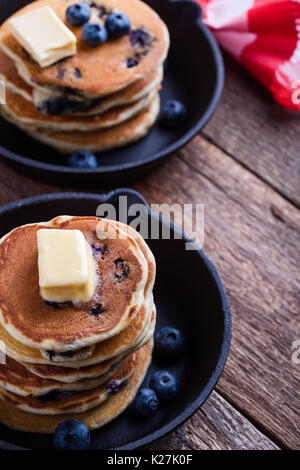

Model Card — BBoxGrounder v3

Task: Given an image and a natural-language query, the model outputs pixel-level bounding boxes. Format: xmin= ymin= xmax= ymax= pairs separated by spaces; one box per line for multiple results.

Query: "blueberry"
xmin=105 ymin=12 xmax=131 ymax=38
xmin=53 ymin=419 xmax=91 ymax=450
xmin=155 ymin=326 xmax=185 ymax=359
xmin=150 ymin=371 xmax=178 ymax=400
xmin=126 ymin=57 xmax=139 ymax=68
xmin=160 ymin=100 xmax=187 ymax=128
xmin=82 ymin=22 xmax=108 ymax=46
xmin=66 ymin=3 xmax=91 ymax=27
xmin=39 ymin=97 xmax=82 ymax=116
xmin=134 ymin=388 xmax=158 ymax=416
xmin=67 ymin=150 xmax=98 ymax=169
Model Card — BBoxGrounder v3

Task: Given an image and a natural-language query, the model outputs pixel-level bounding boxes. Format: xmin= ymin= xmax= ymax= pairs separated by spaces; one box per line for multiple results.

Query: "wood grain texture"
xmin=202 ymin=54 xmax=300 ymax=207
xmin=133 ymin=136 xmax=300 ymax=449
xmin=143 ymin=391 xmax=279 ymax=450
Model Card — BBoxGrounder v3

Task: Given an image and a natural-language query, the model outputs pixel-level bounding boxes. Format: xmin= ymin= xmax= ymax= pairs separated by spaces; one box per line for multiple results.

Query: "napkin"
xmin=196 ymin=0 xmax=300 ymax=111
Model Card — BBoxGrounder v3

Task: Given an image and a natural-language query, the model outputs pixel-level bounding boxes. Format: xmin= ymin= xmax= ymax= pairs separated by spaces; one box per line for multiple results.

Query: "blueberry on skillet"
xmin=53 ymin=419 xmax=91 ymax=450
xmin=150 ymin=370 xmax=178 ymax=400
xmin=160 ymin=100 xmax=187 ymax=128
xmin=66 ymin=3 xmax=92 ymax=27
xmin=67 ymin=150 xmax=98 ymax=169
xmin=82 ymin=22 xmax=108 ymax=46
xmin=134 ymin=388 xmax=158 ymax=416
xmin=155 ymin=326 xmax=185 ymax=359
xmin=105 ymin=12 xmax=131 ymax=38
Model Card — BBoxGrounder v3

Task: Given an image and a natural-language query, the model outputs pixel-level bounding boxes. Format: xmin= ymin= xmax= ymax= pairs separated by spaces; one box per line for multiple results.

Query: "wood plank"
xmin=201 ymin=54 xmax=300 ymax=207
xmin=0 ymin=161 xmax=57 ymax=204
xmin=132 ymin=135 xmax=300 ymax=449
xmin=143 ymin=391 xmax=279 ymax=450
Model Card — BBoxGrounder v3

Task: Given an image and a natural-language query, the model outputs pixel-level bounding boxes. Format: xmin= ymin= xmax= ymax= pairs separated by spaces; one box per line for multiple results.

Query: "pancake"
xmin=0 ymin=48 xmax=163 ymax=115
xmin=21 ymin=305 xmax=156 ymax=383
xmin=1 ymin=87 xmax=158 ymax=132
xmin=0 ymin=355 xmax=120 ymax=397
xmin=34 ymin=66 xmax=163 ymax=116
xmin=0 ymin=216 xmax=149 ymax=351
xmin=23 ymin=93 xmax=160 ymax=153
xmin=0 ymin=288 xmax=153 ymax=370
xmin=0 ymin=349 xmax=139 ymax=414
xmin=0 ymin=0 xmax=169 ymax=98
xmin=0 ymin=339 xmax=152 ymax=433
xmin=0 ymin=47 xmax=32 ymax=101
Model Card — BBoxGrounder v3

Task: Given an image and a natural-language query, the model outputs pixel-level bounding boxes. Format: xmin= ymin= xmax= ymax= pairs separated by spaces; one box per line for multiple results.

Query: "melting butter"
xmin=37 ymin=229 xmax=96 ymax=303
xmin=9 ymin=6 xmax=77 ymax=68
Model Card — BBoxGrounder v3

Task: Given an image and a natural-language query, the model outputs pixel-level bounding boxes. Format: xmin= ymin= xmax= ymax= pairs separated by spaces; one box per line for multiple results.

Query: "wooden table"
xmin=0 ymin=53 xmax=299 ymax=450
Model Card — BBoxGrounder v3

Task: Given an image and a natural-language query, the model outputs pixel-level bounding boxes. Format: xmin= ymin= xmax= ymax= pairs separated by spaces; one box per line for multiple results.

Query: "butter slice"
xmin=9 ymin=6 xmax=77 ymax=68
xmin=37 ymin=229 xmax=96 ymax=303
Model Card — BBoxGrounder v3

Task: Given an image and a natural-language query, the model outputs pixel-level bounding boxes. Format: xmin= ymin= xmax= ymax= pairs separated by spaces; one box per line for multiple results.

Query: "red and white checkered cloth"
xmin=196 ymin=0 xmax=300 ymax=111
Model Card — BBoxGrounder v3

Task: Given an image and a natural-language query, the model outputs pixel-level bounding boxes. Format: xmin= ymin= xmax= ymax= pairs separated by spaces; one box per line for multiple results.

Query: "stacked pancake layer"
xmin=0 ymin=0 xmax=170 ymax=153
xmin=0 ymin=216 xmax=156 ymax=433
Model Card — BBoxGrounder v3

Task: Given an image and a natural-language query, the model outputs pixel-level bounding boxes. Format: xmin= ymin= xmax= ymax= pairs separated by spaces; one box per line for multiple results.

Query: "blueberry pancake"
xmin=1 ymin=86 xmax=158 ymax=132
xmin=0 ymin=340 xmax=153 ymax=433
xmin=33 ymin=66 xmax=164 ymax=116
xmin=0 ymin=0 xmax=169 ymax=98
xmin=0 ymin=349 xmax=140 ymax=414
xmin=0 ymin=355 xmax=121 ymax=397
xmin=21 ymin=305 xmax=156 ymax=384
xmin=0 ymin=216 xmax=149 ymax=351
xmin=25 ymin=93 xmax=160 ymax=153
xmin=0 ymin=47 xmax=163 ymax=116
xmin=0 ymin=283 xmax=154 ymax=369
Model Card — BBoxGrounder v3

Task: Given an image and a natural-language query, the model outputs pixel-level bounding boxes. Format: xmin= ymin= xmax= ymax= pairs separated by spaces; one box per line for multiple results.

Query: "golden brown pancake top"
xmin=0 ymin=0 xmax=169 ymax=96
xmin=0 ymin=217 xmax=146 ymax=349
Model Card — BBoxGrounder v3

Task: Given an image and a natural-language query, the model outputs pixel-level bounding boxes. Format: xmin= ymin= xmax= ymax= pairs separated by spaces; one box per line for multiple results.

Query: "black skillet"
xmin=0 ymin=189 xmax=231 ymax=449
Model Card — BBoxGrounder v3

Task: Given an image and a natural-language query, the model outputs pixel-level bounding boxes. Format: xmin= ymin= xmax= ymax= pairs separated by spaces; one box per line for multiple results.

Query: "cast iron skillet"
xmin=0 ymin=0 xmax=223 ymax=186
xmin=0 ymin=189 xmax=231 ymax=450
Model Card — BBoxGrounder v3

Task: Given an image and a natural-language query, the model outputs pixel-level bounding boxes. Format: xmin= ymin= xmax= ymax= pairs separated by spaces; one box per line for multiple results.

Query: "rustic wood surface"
xmin=0 ymin=55 xmax=299 ymax=450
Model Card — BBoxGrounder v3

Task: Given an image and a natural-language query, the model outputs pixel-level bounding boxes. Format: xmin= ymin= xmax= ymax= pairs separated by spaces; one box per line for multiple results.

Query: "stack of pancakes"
xmin=0 ymin=216 xmax=156 ymax=433
xmin=0 ymin=0 xmax=169 ymax=153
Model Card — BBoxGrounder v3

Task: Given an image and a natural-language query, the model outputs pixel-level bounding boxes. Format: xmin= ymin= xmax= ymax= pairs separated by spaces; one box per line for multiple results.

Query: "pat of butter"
xmin=9 ymin=6 xmax=77 ymax=68
xmin=37 ymin=229 xmax=96 ymax=303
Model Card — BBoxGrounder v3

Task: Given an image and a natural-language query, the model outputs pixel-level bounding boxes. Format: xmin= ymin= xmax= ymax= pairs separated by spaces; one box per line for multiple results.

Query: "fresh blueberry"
xmin=160 ymin=100 xmax=187 ymax=128
xmin=66 ymin=3 xmax=91 ymax=27
xmin=105 ymin=12 xmax=131 ymax=38
xmin=67 ymin=150 xmax=98 ymax=169
xmin=53 ymin=419 xmax=91 ymax=450
xmin=82 ymin=22 xmax=108 ymax=46
xmin=155 ymin=326 xmax=185 ymax=359
xmin=150 ymin=370 xmax=178 ymax=400
xmin=134 ymin=388 xmax=158 ymax=416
